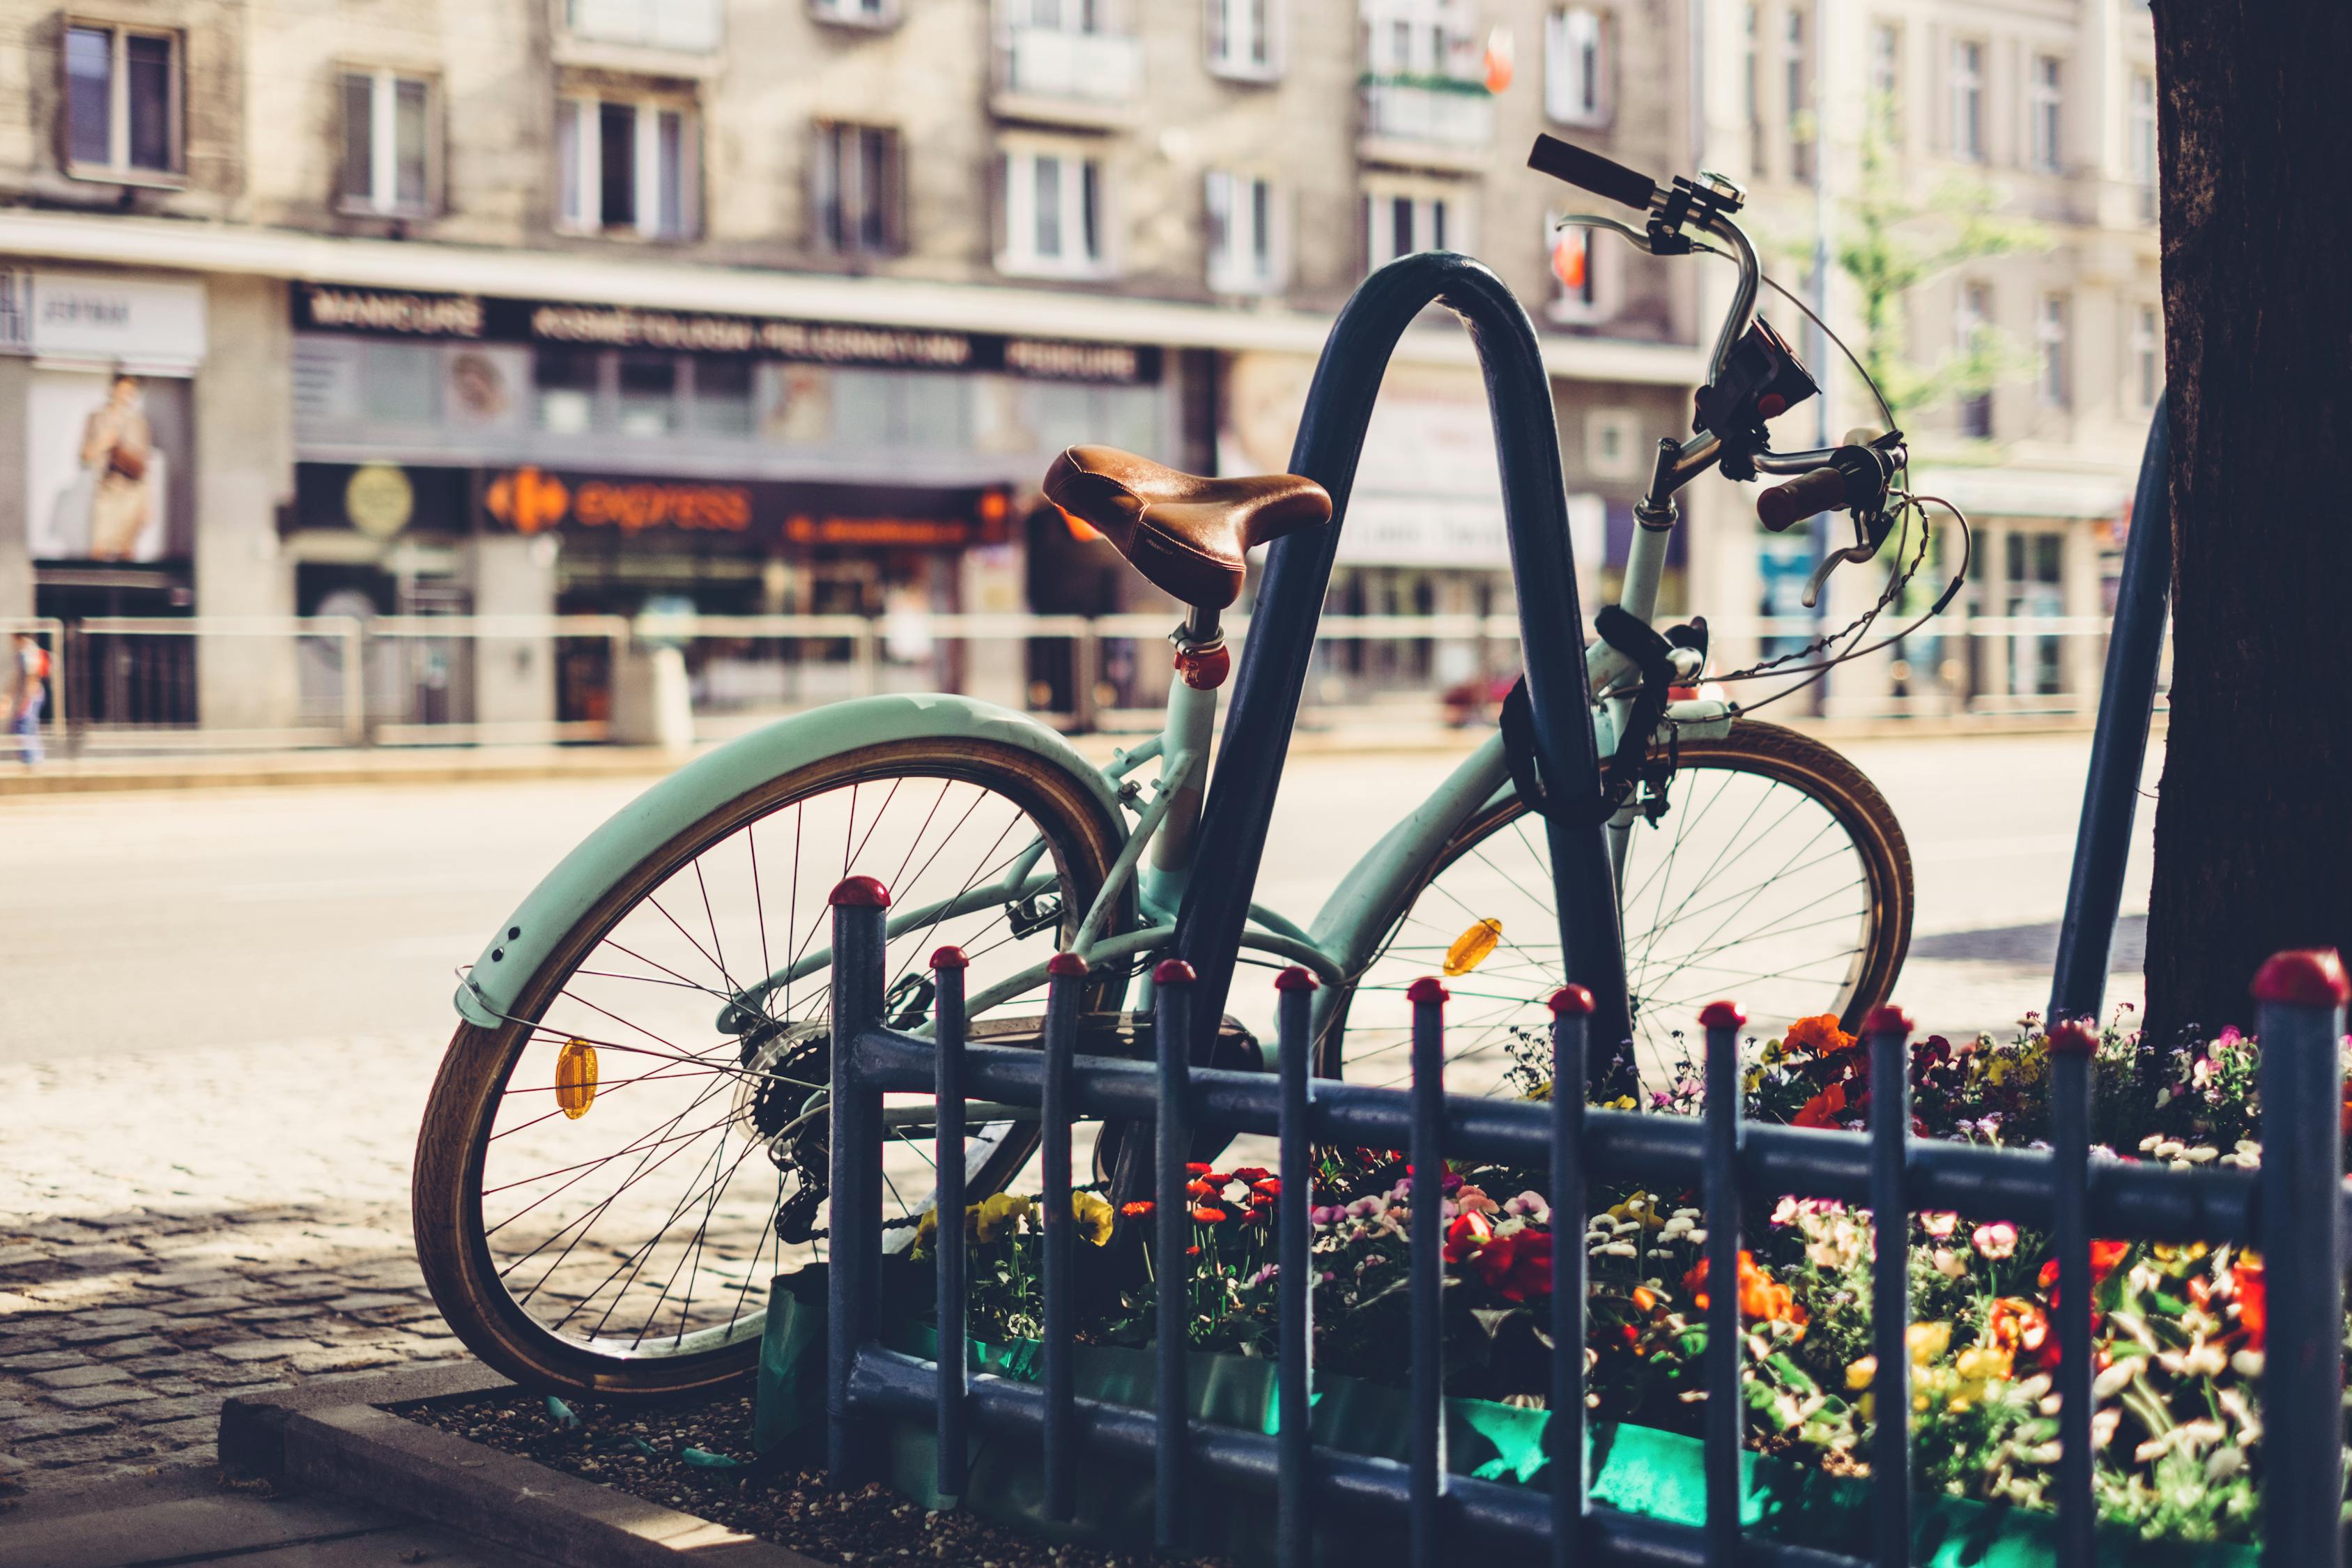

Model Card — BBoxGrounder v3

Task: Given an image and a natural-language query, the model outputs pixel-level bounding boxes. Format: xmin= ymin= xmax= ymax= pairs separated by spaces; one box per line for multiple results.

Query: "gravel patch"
xmin=401 ymin=1388 xmax=1233 ymax=1568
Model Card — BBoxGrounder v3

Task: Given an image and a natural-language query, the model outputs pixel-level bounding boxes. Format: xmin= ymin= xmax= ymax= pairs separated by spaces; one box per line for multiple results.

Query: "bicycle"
xmin=414 ymin=136 xmax=1944 ymax=1397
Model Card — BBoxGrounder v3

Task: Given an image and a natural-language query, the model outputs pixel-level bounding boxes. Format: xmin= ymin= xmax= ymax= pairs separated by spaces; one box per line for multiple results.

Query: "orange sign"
xmin=484 ymin=467 xmax=752 ymax=535
xmin=783 ymin=515 xmax=971 ymax=546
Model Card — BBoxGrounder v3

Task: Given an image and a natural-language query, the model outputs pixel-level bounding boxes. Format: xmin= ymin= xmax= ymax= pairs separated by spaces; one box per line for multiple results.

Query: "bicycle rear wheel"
xmin=412 ymin=737 xmax=1128 ymax=1397
xmin=1325 ymin=720 xmax=1912 ymax=1093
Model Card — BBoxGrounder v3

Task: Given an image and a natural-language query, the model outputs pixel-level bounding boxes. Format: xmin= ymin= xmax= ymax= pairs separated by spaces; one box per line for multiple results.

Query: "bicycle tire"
xmin=1319 ymin=719 xmax=1913 ymax=1091
xmin=413 ymin=736 xmax=1130 ymax=1397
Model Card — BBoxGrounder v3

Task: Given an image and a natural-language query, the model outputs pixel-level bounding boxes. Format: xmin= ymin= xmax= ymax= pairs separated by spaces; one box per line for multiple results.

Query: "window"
xmin=2130 ymin=72 xmax=2158 ymax=217
xmin=1585 ymin=409 xmax=1641 ymax=479
xmin=1544 ymin=8 xmax=1608 ymax=127
xmin=340 ymin=72 xmax=434 ymax=216
xmin=1027 ymin=0 xmax=1107 ymax=33
xmin=1955 ymin=282 xmax=1993 ymax=438
xmin=2029 ymin=56 xmax=2063 ymax=174
xmin=63 ymin=24 xmax=178 ymax=178
xmin=615 ymin=353 xmax=678 ymax=436
xmin=813 ymin=123 xmax=904 ymax=254
xmin=535 ymin=348 xmax=600 ymax=433
xmin=558 ymin=95 xmax=698 ymax=238
xmin=1865 ymin=22 xmax=1900 ymax=143
xmin=691 ymin=358 xmax=755 ymax=438
xmin=1785 ymin=7 xmax=1812 ymax=182
xmin=1950 ymin=40 xmax=1984 ymax=162
xmin=1206 ymin=170 xmax=1283 ymax=294
xmin=1362 ymin=187 xmax=1461 ymax=270
xmin=1546 ymin=218 xmax=1613 ymax=324
xmin=1743 ymin=5 xmax=1762 ymax=176
xmin=566 ymin=0 xmax=724 ymax=49
xmin=811 ymin=0 xmax=898 ymax=26
xmin=1206 ymin=0 xmax=1279 ymax=79
xmin=999 ymin=146 xmax=1107 ymax=277
xmin=2037 ymin=294 xmax=2068 ymax=408
xmin=2133 ymin=305 xmax=2160 ymax=409
xmin=1361 ymin=0 xmax=1473 ymax=77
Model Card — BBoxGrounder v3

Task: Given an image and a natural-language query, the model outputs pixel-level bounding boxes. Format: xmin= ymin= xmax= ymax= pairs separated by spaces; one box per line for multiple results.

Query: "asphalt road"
xmin=0 ymin=728 xmax=2155 ymax=1493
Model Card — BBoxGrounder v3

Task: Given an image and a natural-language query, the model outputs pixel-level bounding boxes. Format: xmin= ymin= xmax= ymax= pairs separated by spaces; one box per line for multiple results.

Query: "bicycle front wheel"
xmin=1326 ymin=720 xmax=1912 ymax=1093
xmin=413 ymin=737 xmax=1128 ymax=1397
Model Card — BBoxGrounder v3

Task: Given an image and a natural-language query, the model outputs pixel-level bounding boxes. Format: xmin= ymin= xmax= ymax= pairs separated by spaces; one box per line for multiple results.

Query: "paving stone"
xmin=0 ymin=1411 xmax=112 ymax=1441
xmin=227 ymin=1305 xmax=318 ymax=1325
xmin=211 ymin=1339 xmax=322 ymax=1363
xmin=0 ymin=1350 xmax=91 ymax=1373
xmin=141 ymin=1415 xmax=218 ymax=1447
xmin=177 ymin=1360 xmax=290 ymax=1388
xmin=125 ymin=1394 xmax=217 ymax=1424
xmin=0 ymin=1398 xmax=39 ymax=1420
xmin=20 ymin=1430 xmax=160 ymax=1468
xmin=141 ymin=1378 xmax=203 ymax=1396
xmin=45 ymin=1383 xmax=157 ymax=1410
xmin=0 ymin=1245 xmax=52 ymax=1268
xmin=133 ymin=1268 xmax=240 ymax=1291
xmin=286 ymin=1344 xmax=403 ymax=1374
xmin=91 ymin=1336 xmax=177 ymax=1360
xmin=152 ymin=1293 xmax=254 ymax=1317
xmin=323 ymin=1293 xmax=417 ymax=1313
xmin=28 ymin=1364 xmax=130 ymax=1390
xmin=53 ymin=1246 xmax=148 ymax=1273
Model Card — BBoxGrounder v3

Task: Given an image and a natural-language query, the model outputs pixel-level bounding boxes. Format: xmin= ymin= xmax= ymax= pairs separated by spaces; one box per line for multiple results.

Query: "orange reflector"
xmin=555 ymin=1038 xmax=599 ymax=1119
xmin=1443 ymin=918 xmax=1503 ymax=976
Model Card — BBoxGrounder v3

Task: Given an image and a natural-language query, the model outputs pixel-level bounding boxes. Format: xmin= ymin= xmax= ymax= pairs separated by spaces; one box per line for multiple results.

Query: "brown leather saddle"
xmin=1042 ymin=445 xmax=1332 ymax=609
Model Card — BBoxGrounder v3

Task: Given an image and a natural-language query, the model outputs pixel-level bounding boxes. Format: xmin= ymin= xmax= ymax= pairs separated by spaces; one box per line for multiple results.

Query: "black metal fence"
xmin=822 ymin=875 xmax=2346 ymax=1568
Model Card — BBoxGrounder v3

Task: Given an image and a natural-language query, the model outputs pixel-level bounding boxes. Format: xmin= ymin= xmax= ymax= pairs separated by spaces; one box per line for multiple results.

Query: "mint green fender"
xmin=452 ymin=694 xmax=1128 ymax=1030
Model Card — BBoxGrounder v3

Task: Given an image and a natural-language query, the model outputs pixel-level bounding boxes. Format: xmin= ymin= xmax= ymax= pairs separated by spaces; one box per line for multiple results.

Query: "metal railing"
xmin=823 ymin=878 xmax=2345 ymax=1568
xmin=6 ymin=608 xmax=2167 ymax=753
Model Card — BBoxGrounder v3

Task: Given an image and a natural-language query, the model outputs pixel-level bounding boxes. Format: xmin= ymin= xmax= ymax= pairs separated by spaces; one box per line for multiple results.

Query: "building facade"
xmin=0 ymin=0 xmax=2152 ymax=734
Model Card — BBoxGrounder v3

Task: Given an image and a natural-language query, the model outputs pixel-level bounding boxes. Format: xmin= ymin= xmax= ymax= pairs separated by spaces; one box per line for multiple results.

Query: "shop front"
xmin=283 ymin=284 xmax=1169 ymax=728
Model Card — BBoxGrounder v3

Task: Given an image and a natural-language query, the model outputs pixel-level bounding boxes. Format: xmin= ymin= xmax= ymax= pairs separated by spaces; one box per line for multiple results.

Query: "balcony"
xmin=559 ymin=0 xmax=722 ymax=72
xmin=992 ymin=26 xmax=1144 ymax=130
xmin=1358 ymin=75 xmax=1495 ymax=173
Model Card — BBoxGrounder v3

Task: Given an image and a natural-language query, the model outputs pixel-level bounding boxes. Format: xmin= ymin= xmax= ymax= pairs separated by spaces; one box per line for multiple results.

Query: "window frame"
xmin=2129 ymin=71 xmax=2158 ymax=216
xmin=339 ymin=68 xmax=440 ymax=219
xmin=997 ymin=141 xmax=1112 ymax=279
xmin=1206 ymin=0 xmax=1282 ymax=82
xmin=2029 ymin=54 xmax=2063 ymax=175
xmin=813 ymin=121 xmax=906 ymax=256
xmin=2132 ymin=303 xmax=2161 ymax=410
xmin=1361 ymin=181 xmax=1465 ymax=272
xmin=1205 ymin=168 xmax=1285 ymax=295
xmin=1544 ymin=6 xmax=1610 ymax=129
xmin=2036 ymin=293 xmax=2069 ymax=408
xmin=61 ymin=20 xmax=183 ymax=183
xmin=557 ymin=91 xmax=701 ymax=240
xmin=1949 ymin=38 xmax=1985 ymax=162
xmin=1868 ymin=21 xmax=1900 ymax=142
xmin=1955 ymin=279 xmax=1994 ymax=438
xmin=809 ymin=0 xmax=901 ymax=29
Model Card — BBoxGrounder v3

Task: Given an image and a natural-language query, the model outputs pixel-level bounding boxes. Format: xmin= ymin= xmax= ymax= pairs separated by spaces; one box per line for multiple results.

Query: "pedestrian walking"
xmin=12 ymin=629 xmax=49 ymax=766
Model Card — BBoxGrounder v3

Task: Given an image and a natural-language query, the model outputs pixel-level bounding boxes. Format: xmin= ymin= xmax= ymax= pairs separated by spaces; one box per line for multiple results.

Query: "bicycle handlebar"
xmin=1756 ymin=468 xmax=1849 ymax=532
xmin=1525 ymin=134 xmax=1659 ymax=213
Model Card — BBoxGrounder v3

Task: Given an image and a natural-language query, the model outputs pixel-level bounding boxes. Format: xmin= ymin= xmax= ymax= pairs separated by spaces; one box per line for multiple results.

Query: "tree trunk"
xmin=2143 ymin=2 xmax=2352 ymax=1040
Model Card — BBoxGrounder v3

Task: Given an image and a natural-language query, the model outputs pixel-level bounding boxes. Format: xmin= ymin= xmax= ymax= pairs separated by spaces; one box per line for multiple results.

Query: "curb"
xmin=218 ymin=1364 xmax=823 ymax=1568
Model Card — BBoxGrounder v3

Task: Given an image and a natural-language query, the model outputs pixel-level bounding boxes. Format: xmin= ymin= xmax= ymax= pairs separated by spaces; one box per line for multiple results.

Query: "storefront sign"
xmin=476 ymin=465 xmax=1004 ymax=548
xmin=344 ymin=463 xmax=416 ymax=539
xmin=29 ymin=272 xmax=207 ymax=372
xmin=291 ymin=284 xmax=1158 ymax=383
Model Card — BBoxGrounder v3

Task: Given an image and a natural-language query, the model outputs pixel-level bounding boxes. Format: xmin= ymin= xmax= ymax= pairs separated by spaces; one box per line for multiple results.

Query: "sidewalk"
xmin=4 ymin=1462 xmax=544 ymax=1568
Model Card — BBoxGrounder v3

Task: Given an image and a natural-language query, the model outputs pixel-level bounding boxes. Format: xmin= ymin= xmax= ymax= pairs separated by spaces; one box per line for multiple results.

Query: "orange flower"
xmin=1792 ymin=1081 xmax=1849 ymax=1128
xmin=1783 ymin=1015 xmax=1857 ymax=1057
xmin=1682 ymin=1251 xmax=1806 ymax=1335
xmin=1192 ymin=1204 xmax=1229 ymax=1224
xmin=1988 ymin=1297 xmax=2050 ymax=1358
xmin=2036 ymin=1240 xmax=2130 ymax=1293
xmin=1119 ymin=1200 xmax=1155 ymax=1219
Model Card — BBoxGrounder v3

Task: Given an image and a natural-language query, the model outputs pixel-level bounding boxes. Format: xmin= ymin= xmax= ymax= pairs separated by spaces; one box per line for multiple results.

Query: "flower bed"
xmin=796 ymin=1010 xmax=2332 ymax=1554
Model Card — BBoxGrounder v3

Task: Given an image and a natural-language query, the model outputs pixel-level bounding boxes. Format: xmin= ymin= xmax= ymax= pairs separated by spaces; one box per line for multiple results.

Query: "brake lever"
xmin=1799 ymin=510 xmax=1893 ymax=608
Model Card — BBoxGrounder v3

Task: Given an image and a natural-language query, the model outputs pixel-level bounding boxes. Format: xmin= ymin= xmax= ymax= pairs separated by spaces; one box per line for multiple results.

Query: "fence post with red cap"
xmin=2046 ymin=1015 xmax=2098 ymax=1568
xmin=1039 ymin=948 xmax=1087 ymax=1521
xmin=1153 ymin=957 xmax=1195 ymax=1552
xmin=1698 ymin=999 xmax=1745 ymax=1568
xmin=825 ymin=874 xmax=891 ymax=1487
xmin=1866 ymin=1004 xmax=1914 ymax=1568
xmin=1407 ymin=976 xmax=1450 ymax=1568
xmin=1548 ymin=985 xmax=1593 ymax=1568
xmin=1275 ymin=965 xmax=1320 ymax=1568
xmin=931 ymin=944 xmax=970 ymax=1505
xmin=2253 ymin=949 xmax=2349 ymax=1568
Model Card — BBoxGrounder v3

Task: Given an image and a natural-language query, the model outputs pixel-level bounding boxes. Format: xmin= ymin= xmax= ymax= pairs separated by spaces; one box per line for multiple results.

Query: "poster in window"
xmin=25 ymin=369 xmax=194 ymax=562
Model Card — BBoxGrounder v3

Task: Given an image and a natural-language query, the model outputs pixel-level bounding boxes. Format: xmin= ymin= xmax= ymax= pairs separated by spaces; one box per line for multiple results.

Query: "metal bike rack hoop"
xmin=1174 ymin=251 xmax=1632 ymax=1047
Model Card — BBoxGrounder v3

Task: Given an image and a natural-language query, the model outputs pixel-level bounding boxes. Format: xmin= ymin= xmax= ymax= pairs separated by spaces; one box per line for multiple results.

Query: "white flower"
xmin=1686 ymin=1229 xmax=1707 ymax=1246
xmin=2231 ymin=1349 xmax=2265 ymax=1379
xmin=1601 ymin=1242 xmax=1638 ymax=1257
xmin=2092 ymin=1362 xmax=2136 ymax=1399
xmin=2206 ymin=1445 xmax=2247 ymax=1482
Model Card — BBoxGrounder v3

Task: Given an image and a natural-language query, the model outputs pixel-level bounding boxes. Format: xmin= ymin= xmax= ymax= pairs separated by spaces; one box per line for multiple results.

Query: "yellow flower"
xmin=1845 ymin=1355 xmax=1878 ymax=1392
xmin=973 ymin=1192 xmax=1032 ymax=1243
xmin=1072 ymin=1191 xmax=1114 ymax=1247
xmin=1609 ymin=1095 xmax=1636 ymax=1110
xmin=1906 ymin=1321 xmax=1951 ymax=1365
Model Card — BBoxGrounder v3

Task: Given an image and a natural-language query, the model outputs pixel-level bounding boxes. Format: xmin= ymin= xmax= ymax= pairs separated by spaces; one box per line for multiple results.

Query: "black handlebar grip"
xmin=1757 ymin=467 xmax=1852 ymax=532
xmin=1526 ymin=134 xmax=1659 ymax=213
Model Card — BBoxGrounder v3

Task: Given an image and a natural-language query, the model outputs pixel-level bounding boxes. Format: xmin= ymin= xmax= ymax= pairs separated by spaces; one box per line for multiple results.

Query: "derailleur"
xmin=735 ymin=1017 xmax=833 ymax=1244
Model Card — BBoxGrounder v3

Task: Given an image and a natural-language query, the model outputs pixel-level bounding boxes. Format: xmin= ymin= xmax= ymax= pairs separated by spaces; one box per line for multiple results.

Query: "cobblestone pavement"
xmin=0 ymin=737 xmax=2147 ymax=1501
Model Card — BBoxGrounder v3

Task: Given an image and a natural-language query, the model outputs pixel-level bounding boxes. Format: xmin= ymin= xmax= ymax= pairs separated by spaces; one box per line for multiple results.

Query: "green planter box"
xmin=759 ymin=1271 xmax=2254 ymax=1568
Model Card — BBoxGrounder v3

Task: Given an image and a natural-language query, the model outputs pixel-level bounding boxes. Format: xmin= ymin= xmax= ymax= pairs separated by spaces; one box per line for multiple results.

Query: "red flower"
xmin=1231 ymin=1167 xmax=1273 ymax=1183
xmin=1250 ymin=1178 xmax=1281 ymax=1198
xmin=1783 ymin=1015 xmax=1857 ymax=1058
xmin=2036 ymin=1240 xmax=2130 ymax=1294
xmin=1185 ymin=1178 xmax=1215 ymax=1199
xmin=1119 ymin=1200 xmax=1155 ymax=1219
xmin=1444 ymin=1210 xmax=1494 ymax=1263
xmin=1192 ymin=1204 xmax=1229 ymax=1224
xmin=1472 ymin=1229 xmax=1555 ymax=1302
xmin=1184 ymin=1162 xmax=1213 ymax=1176
xmin=2234 ymin=1259 xmax=2266 ymax=1350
